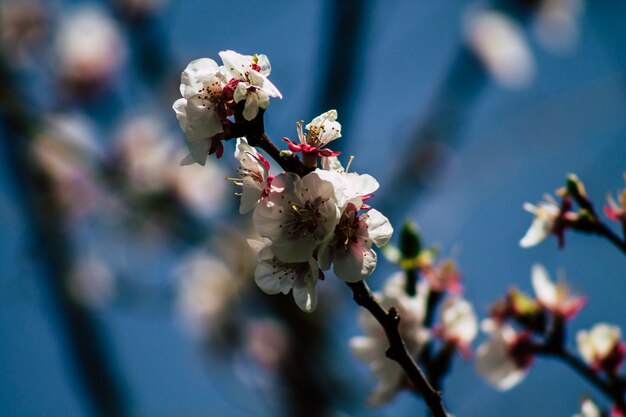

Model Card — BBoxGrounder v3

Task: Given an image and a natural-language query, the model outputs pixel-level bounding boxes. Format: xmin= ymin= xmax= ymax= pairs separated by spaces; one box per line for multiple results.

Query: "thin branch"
xmin=593 ymin=222 xmax=626 ymax=255
xmin=536 ymin=346 xmax=626 ymax=413
xmin=347 ymin=281 xmax=448 ymax=417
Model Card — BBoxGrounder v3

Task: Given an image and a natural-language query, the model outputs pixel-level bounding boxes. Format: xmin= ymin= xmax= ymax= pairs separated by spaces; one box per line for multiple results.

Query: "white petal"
xmin=349 ymin=336 xmax=383 ymax=362
xmin=364 ymin=209 xmax=393 ymax=248
xmin=292 ymin=278 xmax=317 ymax=312
xmin=476 ymin=330 xmax=526 ymax=390
xmin=219 ymin=50 xmax=250 ymax=80
xmin=179 ymin=153 xmax=195 ymax=166
xmin=180 ymin=58 xmax=220 ymax=97
xmin=531 ymin=263 xmax=557 ymax=306
xmin=256 ymin=54 xmax=271 ymax=75
xmin=234 ymin=82 xmax=247 ymax=103
xmin=260 ymin=76 xmax=282 ymax=99
xmin=254 ymin=261 xmax=282 ymax=295
xmin=519 ymin=217 xmax=551 ymax=248
xmin=186 ymin=96 xmax=223 ymax=139
xmin=243 ymin=93 xmax=260 ymax=121
xmin=334 ymin=245 xmax=377 ymax=282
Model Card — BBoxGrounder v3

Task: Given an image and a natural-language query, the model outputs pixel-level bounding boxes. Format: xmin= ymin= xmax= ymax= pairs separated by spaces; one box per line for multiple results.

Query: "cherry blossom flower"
xmin=252 ymin=170 xmax=341 ymax=263
xmin=233 ymin=138 xmax=272 ymax=214
xmin=244 ymin=319 xmax=288 ymax=372
xmin=219 ymin=50 xmax=282 ymax=121
xmin=173 ymin=58 xmax=228 ymax=165
xmin=318 ymin=203 xmax=392 ymax=282
xmin=350 ymin=273 xmax=430 ymax=405
xmin=423 ymin=259 xmax=463 ymax=294
xmin=533 ymin=0 xmax=584 ymax=55
xmin=283 ymin=110 xmax=342 ymax=166
xmin=476 ymin=320 xmax=533 ymax=390
xmin=520 ymin=193 xmax=571 ymax=247
xmin=54 ymin=6 xmax=126 ymax=95
xmin=577 ymin=323 xmax=625 ymax=372
xmin=531 ymin=263 xmax=586 ymax=319
xmin=573 ymin=397 xmax=602 ymax=417
xmin=115 ymin=116 xmax=178 ymax=194
xmin=464 ymin=10 xmax=534 ymax=88
xmin=68 ymin=258 xmax=115 ymax=309
xmin=439 ymin=297 xmax=478 ymax=355
xmin=248 ymin=239 xmax=319 ymax=312
xmin=176 ymin=251 xmax=239 ymax=339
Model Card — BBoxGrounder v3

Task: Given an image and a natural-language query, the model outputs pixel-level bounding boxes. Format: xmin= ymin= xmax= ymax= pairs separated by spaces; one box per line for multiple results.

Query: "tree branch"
xmin=346 ymin=281 xmax=448 ymax=417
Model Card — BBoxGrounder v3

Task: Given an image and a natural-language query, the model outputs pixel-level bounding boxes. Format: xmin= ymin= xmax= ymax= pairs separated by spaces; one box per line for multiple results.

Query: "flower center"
xmin=285 ymin=200 xmax=326 ymax=239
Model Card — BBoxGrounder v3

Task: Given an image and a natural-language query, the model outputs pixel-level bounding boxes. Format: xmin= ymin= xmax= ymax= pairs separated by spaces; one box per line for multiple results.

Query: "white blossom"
xmin=573 ymin=397 xmax=602 ymax=417
xmin=520 ymin=194 xmax=560 ymax=248
xmin=577 ymin=323 xmax=623 ymax=369
xmin=464 ymin=10 xmax=534 ymax=88
xmin=173 ymin=58 xmax=228 ymax=165
xmin=54 ymin=6 xmax=125 ymax=86
xmin=253 ymin=170 xmax=341 ymax=263
xmin=233 ymin=137 xmax=271 ymax=214
xmin=440 ymin=297 xmax=478 ymax=348
xmin=531 ymin=263 xmax=586 ymax=318
xmin=350 ymin=273 xmax=430 ymax=406
xmin=284 ymin=110 xmax=342 ymax=157
xmin=318 ymin=204 xmax=392 ymax=282
xmin=220 ymin=50 xmax=282 ymax=121
xmin=476 ymin=321 xmax=530 ymax=390
xmin=176 ymin=252 xmax=239 ymax=338
xmin=249 ymin=239 xmax=319 ymax=312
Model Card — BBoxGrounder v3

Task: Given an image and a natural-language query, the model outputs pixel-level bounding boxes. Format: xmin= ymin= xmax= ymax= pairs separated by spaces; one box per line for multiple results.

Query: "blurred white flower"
xmin=440 ymin=297 xmax=478 ymax=351
xmin=173 ymin=155 xmax=228 ymax=218
xmin=68 ymin=258 xmax=115 ymax=309
xmin=424 ymin=259 xmax=463 ymax=294
xmin=54 ymin=6 xmax=126 ymax=89
xmin=577 ymin=323 xmax=624 ymax=372
xmin=520 ymin=194 xmax=561 ymax=248
xmin=249 ymin=238 xmax=319 ymax=313
xmin=573 ymin=397 xmax=601 ymax=417
xmin=115 ymin=117 xmax=178 ymax=193
xmin=350 ymin=273 xmax=430 ymax=406
xmin=253 ymin=171 xmax=341 ymax=263
xmin=220 ymin=50 xmax=282 ymax=121
xmin=533 ymin=0 xmax=584 ymax=54
xmin=0 ymin=0 xmax=46 ymax=67
xmin=176 ymin=251 xmax=238 ymax=338
xmin=464 ymin=10 xmax=534 ymax=88
xmin=476 ymin=320 xmax=532 ymax=390
xmin=531 ymin=263 xmax=586 ymax=319
xmin=244 ymin=319 xmax=288 ymax=372
xmin=31 ymin=113 xmax=101 ymax=215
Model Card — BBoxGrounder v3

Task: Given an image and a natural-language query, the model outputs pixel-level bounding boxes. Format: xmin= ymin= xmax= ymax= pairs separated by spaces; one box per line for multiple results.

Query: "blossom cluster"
xmin=476 ymin=264 xmax=624 ymax=392
xmin=351 ymin=224 xmax=478 ymax=405
xmin=173 ymin=51 xmax=393 ymax=313
xmin=520 ymin=173 xmax=626 ymax=250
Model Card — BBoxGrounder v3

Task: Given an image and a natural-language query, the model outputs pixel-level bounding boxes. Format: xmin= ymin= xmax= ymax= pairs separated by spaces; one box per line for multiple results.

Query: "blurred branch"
xmin=535 ymin=345 xmax=626 ymax=413
xmin=0 ymin=58 xmax=130 ymax=417
xmin=377 ymin=0 xmax=540 ymax=224
xmin=311 ymin=0 xmax=371 ymax=154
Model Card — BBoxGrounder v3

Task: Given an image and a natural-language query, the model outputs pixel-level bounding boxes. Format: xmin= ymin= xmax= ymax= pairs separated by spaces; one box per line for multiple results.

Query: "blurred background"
xmin=1 ymin=0 xmax=625 ymax=416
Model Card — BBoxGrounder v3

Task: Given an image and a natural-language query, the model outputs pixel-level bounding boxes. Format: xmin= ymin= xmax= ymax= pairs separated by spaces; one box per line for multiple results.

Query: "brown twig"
xmin=347 ymin=281 xmax=448 ymax=417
